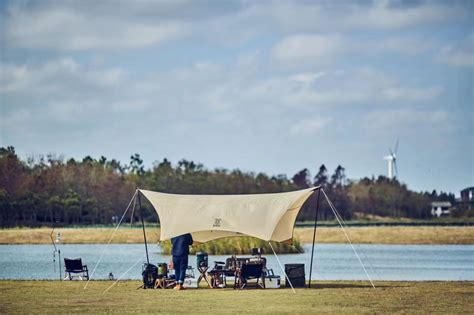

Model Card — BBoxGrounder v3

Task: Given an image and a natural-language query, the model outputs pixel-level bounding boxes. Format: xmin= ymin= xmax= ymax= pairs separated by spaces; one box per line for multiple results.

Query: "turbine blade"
xmin=394 ymin=161 xmax=399 ymax=178
xmin=394 ymin=139 xmax=399 ymax=154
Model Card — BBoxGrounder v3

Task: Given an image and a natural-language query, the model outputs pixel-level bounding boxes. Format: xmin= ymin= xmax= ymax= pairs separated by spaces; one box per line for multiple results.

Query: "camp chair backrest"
xmin=255 ymin=257 xmax=266 ymax=267
xmin=225 ymin=257 xmax=239 ymax=270
xmin=64 ymin=258 xmax=84 ymax=272
xmin=225 ymin=257 xmax=267 ymax=270
xmin=240 ymin=263 xmax=264 ymax=279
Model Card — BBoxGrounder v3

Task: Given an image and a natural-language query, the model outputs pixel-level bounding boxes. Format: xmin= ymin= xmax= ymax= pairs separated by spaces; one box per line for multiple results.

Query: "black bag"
xmin=142 ymin=263 xmax=158 ymax=289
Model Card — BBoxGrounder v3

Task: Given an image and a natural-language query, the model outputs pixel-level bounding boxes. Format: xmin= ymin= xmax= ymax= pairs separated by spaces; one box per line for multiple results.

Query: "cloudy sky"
xmin=1 ymin=0 xmax=473 ymax=194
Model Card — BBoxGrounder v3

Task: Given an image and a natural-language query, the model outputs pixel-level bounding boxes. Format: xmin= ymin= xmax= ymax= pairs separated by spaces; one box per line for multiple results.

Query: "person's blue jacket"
xmin=171 ymin=233 xmax=193 ymax=256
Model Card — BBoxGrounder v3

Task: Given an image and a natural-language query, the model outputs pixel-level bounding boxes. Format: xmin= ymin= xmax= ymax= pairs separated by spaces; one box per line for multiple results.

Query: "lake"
xmin=0 ymin=244 xmax=472 ymax=281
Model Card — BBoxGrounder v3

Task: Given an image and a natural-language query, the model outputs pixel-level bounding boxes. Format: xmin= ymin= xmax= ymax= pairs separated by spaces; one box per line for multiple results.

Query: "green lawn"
xmin=0 ymin=281 xmax=472 ymax=314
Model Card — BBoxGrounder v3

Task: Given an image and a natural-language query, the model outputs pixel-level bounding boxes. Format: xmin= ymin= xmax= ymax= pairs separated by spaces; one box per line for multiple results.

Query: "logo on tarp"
xmin=213 ymin=218 xmax=221 ymax=227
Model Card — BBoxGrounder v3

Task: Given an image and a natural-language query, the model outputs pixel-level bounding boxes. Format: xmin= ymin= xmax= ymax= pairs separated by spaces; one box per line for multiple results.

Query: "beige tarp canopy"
xmin=139 ymin=187 xmax=319 ymax=244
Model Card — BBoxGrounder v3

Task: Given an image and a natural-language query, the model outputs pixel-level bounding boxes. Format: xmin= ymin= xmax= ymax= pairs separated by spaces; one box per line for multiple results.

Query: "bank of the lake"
xmin=0 ymin=280 xmax=472 ymax=314
xmin=1 ymin=226 xmax=473 ymax=245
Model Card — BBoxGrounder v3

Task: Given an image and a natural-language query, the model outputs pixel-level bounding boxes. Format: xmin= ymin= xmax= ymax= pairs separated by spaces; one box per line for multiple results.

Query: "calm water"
xmin=0 ymin=244 xmax=472 ymax=281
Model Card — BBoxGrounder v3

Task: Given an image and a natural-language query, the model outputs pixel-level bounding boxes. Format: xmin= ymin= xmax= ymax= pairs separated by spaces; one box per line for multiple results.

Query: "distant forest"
xmin=0 ymin=146 xmax=459 ymax=227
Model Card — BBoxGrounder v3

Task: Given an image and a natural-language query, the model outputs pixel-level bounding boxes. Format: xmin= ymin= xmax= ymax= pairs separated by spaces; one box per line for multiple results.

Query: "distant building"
xmin=460 ymin=187 xmax=474 ymax=210
xmin=431 ymin=201 xmax=452 ymax=217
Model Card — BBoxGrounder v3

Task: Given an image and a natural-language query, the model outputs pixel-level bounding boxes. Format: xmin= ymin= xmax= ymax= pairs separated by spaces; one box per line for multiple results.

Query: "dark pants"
xmin=173 ymin=255 xmax=188 ymax=284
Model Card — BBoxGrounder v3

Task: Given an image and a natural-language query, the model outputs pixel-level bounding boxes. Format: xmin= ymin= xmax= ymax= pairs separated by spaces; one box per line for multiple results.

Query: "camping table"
xmin=197 ymin=266 xmax=212 ymax=288
xmin=154 ymin=277 xmax=175 ymax=289
xmin=208 ymin=269 xmax=226 ymax=288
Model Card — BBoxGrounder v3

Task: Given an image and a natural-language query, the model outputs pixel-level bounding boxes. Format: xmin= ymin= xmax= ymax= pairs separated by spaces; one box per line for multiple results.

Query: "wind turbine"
xmin=383 ymin=139 xmax=399 ymax=180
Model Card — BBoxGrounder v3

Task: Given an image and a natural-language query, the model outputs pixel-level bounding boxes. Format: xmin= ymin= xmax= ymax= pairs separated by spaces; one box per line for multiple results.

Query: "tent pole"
xmin=138 ymin=190 xmax=150 ymax=265
xmin=129 ymin=194 xmax=137 ymax=227
xmin=308 ymin=187 xmax=321 ymax=288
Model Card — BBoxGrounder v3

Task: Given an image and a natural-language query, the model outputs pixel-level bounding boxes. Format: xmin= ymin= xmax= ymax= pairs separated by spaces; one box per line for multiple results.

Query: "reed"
xmin=160 ymin=236 xmax=304 ymax=255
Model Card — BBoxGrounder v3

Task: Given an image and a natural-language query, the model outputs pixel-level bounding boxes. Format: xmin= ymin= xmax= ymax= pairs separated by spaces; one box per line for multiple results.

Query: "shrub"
xmin=160 ymin=236 xmax=303 ymax=255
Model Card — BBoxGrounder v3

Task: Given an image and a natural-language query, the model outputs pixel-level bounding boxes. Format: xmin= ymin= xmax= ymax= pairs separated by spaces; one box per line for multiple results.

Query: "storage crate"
xmin=182 ymin=277 xmax=198 ymax=288
xmin=265 ymin=275 xmax=281 ymax=289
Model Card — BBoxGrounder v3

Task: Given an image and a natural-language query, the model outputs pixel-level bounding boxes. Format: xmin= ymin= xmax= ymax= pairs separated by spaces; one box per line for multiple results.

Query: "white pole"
xmin=84 ymin=190 xmax=138 ymax=289
xmin=321 ymin=189 xmax=376 ymax=289
xmin=388 ymin=159 xmax=393 ymax=179
xmin=268 ymin=242 xmax=296 ymax=294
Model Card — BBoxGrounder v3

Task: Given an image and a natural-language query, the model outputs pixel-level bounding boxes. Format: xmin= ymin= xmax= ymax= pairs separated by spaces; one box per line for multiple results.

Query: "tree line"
xmin=0 ymin=146 xmax=459 ymax=227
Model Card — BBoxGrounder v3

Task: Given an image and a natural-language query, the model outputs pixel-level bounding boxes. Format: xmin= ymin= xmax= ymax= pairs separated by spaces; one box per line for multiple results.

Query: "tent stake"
xmin=308 ymin=187 xmax=321 ymax=288
xmin=138 ymin=190 xmax=150 ymax=265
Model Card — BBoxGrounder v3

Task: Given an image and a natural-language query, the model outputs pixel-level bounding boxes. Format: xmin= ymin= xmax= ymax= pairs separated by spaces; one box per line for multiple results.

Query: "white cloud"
xmin=343 ymin=1 xmax=458 ymax=30
xmin=0 ymin=108 xmax=34 ymax=134
xmin=0 ymin=58 xmax=125 ymax=97
xmin=5 ymin=5 xmax=185 ymax=50
xmin=290 ymin=117 xmax=332 ymax=135
xmin=2 ymin=0 xmax=468 ymax=53
xmin=381 ymin=86 xmax=442 ymax=102
xmin=1 ymin=56 xmax=444 ymax=141
xmin=0 ymin=64 xmax=30 ymax=93
xmin=364 ymin=36 xmax=434 ymax=56
xmin=365 ymin=108 xmax=456 ymax=133
xmin=238 ymin=68 xmax=441 ymax=109
xmin=435 ymin=34 xmax=474 ymax=67
xmin=271 ymin=33 xmax=439 ymax=69
xmin=272 ymin=34 xmax=341 ymax=65
xmin=221 ymin=1 xmax=466 ymax=42
xmin=289 ymin=72 xmax=326 ymax=84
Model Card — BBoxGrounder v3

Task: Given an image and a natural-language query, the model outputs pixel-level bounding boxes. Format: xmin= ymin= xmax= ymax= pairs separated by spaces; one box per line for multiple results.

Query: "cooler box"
xmin=182 ymin=277 xmax=198 ymax=288
xmin=265 ymin=275 xmax=280 ymax=289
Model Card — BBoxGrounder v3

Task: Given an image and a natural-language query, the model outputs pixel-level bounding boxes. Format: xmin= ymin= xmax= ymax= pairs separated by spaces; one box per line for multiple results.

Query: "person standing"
xmin=171 ymin=233 xmax=193 ymax=290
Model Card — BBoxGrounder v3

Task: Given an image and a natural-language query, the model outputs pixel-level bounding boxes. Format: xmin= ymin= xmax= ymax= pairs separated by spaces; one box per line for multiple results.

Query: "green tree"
xmin=292 ymin=169 xmax=310 ymax=189
xmin=129 ymin=154 xmax=145 ymax=176
xmin=313 ymin=164 xmax=328 ymax=188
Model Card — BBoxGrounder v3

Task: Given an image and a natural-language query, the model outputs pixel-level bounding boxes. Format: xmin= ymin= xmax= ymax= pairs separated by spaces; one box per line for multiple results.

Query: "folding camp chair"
xmin=234 ymin=263 xmax=265 ymax=289
xmin=64 ymin=258 xmax=89 ymax=280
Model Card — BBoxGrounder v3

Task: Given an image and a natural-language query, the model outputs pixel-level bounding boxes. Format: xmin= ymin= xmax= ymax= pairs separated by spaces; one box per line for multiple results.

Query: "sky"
xmin=0 ymin=0 xmax=473 ymax=195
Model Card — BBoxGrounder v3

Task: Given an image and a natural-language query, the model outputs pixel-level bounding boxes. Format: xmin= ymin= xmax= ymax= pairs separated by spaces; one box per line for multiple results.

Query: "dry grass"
xmin=0 ymin=280 xmax=472 ymax=314
xmin=0 ymin=227 xmax=161 ymax=244
xmin=295 ymin=226 xmax=474 ymax=244
xmin=0 ymin=226 xmax=473 ymax=245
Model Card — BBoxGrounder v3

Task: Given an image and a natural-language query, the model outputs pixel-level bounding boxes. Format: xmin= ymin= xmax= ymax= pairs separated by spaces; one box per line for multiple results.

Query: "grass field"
xmin=296 ymin=226 xmax=474 ymax=244
xmin=1 ymin=226 xmax=473 ymax=245
xmin=0 ymin=280 xmax=472 ymax=314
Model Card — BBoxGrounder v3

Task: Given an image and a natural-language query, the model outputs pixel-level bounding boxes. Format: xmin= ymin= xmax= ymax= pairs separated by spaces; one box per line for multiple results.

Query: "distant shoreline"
xmin=1 ymin=226 xmax=473 ymax=245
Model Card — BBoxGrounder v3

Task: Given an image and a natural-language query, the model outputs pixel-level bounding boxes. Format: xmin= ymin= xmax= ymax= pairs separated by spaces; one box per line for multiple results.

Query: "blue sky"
xmin=0 ymin=0 xmax=473 ymax=195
